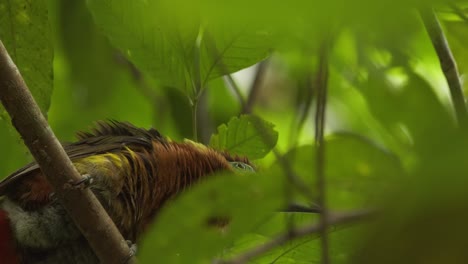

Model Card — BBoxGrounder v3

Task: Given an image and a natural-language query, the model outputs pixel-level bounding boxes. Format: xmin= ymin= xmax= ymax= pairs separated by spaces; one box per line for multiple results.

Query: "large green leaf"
xmin=0 ymin=0 xmax=53 ymax=113
xmin=86 ymin=0 xmax=271 ymax=95
xmin=139 ymin=169 xmax=283 ymax=264
xmin=47 ymin=0 xmax=154 ymax=140
xmin=352 ymin=132 xmax=468 ymax=264
xmin=224 ymin=224 xmax=365 ymax=264
xmin=140 ymin=133 xmax=391 ymax=263
xmin=0 ymin=0 xmax=52 ymax=177
xmin=283 ymin=133 xmax=403 ymax=209
xmin=210 ymin=115 xmax=278 ymax=160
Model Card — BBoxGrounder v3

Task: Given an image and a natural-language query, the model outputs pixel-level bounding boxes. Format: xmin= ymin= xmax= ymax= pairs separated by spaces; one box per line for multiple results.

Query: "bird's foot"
xmin=63 ymin=174 xmax=94 ymax=190
xmin=48 ymin=192 xmax=57 ymax=202
xmin=124 ymin=240 xmax=137 ymax=263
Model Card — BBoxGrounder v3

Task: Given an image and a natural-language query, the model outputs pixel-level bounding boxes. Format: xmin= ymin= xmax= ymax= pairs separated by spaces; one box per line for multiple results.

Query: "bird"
xmin=0 ymin=120 xmax=254 ymax=264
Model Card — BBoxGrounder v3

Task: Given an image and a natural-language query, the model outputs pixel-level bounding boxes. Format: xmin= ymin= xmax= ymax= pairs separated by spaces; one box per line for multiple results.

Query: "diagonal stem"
xmin=217 ymin=210 xmax=372 ymax=264
xmin=420 ymin=7 xmax=468 ymax=129
xmin=315 ymin=37 xmax=331 ymax=264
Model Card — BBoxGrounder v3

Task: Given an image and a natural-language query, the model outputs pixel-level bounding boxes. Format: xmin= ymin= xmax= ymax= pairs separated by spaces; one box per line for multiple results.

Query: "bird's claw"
xmin=63 ymin=174 xmax=94 ymax=190
xmin=124 ymin=240 xmax=137 ymax=263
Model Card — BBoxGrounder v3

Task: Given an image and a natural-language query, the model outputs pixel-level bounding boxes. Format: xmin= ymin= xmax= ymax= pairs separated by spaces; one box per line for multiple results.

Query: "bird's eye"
xmin=230 ymin=162 xmax=255 ymax=172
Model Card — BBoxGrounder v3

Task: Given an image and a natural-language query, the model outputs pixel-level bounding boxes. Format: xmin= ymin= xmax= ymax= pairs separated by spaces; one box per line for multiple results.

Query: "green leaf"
xmin=86 ymin=0 xmax=271 ymax=95
xmin=139 ymin=169 xmax=283 ymax=264
xmin=352 ymin=134 xmax=468 ymax=264
xmin=47 ymin=0 xmax=154 ymax=140
xmin=210 ymin=115 xmax=278 ymax=159
xmin=0 ymin=0 xmax=53 ymax=113
xmin=86 ymin=0 xmax=194 ymax=92
xmin=0 ymin=0 xmax=52 ymax=177
xmin=0 ymin=120 xmax=30 ymax=178
xmin=283 ymin=133 xmax=403 ymax=209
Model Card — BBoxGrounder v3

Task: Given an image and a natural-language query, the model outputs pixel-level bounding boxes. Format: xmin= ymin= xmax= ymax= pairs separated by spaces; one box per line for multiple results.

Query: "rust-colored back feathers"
xmin=0 ymin=120 xmax=251 ymax=243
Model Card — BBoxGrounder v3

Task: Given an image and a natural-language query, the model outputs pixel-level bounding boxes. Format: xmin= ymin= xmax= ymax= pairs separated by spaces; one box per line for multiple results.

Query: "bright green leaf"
xmin=210 ymin=115 xmax=278 ymax=159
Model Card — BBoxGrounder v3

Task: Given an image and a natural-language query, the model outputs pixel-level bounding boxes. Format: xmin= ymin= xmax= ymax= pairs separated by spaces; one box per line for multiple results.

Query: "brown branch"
xmin=420 ymin=7 xmax=468 ymax=129
xmin=0 ymin=40 xmax=135 ymax=263
xmin=217 ymin=210 xmax=372 ymax=264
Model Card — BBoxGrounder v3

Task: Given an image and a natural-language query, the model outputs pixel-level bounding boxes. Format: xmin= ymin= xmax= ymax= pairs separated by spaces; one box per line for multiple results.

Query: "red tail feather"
xmin=0 ymin=210 xmax=19 ymax=264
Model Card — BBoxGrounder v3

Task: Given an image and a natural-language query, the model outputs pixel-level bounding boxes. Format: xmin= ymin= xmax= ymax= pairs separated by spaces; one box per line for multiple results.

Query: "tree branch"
xmin=420 ymin=7 xmax=468 ymax=129
xmin=0 ymin=40 xmax=135 ymax=263
xmin=217 ymin=210 xmax=372 ymax=264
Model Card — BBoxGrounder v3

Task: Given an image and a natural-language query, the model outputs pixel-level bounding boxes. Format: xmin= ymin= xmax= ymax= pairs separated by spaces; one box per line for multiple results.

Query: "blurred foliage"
xmin=2 ymin=0 xmax=468 ymax=263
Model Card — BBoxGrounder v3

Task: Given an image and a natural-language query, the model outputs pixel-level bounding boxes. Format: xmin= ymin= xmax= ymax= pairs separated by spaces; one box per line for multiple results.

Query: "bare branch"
xmin=217 ymin=210 xmax=373 ymax=264
xmin=224 ymin=74 xmax=247 ymax=110
xmin=420 ymin=7 xmax=468 ymax=129
xmin=0 ymin=40 xmax=135 ymax=264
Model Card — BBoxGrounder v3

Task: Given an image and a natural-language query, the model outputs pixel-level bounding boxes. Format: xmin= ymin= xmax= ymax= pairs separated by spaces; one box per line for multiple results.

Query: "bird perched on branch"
xmin=0 ymin=120 xmax=254 ymax=264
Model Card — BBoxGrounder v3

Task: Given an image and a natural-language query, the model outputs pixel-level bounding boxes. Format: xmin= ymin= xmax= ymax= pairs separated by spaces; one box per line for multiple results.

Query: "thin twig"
xmin=191 ymin=27 xmax=205 ymax=141
xmin=243 ymin=60 xmax=268 ymax=114
xmin=217 ymin=210 xmax=372 ymax=264
xmin=420 ymin=7 xmax=468 ymax=129
xmin=272 ymin=148 xmax=315 ymax=202
xmin=224 ymin=74 xmax=247 ymax=110
xmin=191 ymin=97 xmax=199 ymax=141
xmin=315 ymin=38 xmax=330 ymax=264
xmin=0 ymin=40 xmax=135 ymax=263
xmin=289 ymin=72 xmax=315 ymax=147
xmin=197 ymin=89 xmax=214 ymax=144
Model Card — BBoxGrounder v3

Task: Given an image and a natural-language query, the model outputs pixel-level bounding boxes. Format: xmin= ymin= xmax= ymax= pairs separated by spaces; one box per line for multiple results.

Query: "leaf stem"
xmin=191 ymin=97 xmax=199 ymax=141
xmin=191 ymin=27 xmax=205 ymax=141
xmin=224 ymin=74 xmax=247 ymax=110
xmin=420 ymin=7 xmax=468 ymax=129
xmin=315 ymin=37 xmax=330 ymax=264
